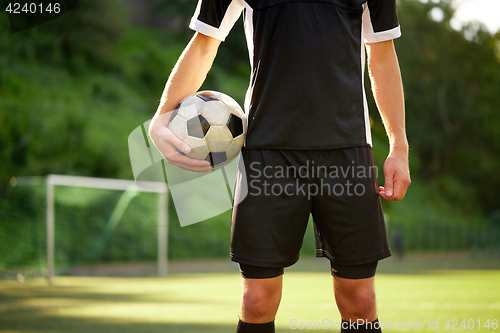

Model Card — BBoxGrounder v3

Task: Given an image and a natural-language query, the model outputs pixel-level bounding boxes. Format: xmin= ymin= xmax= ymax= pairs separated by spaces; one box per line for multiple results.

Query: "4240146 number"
xmin=5 ymin=2 xmax=61 ymax=14
xmin=444 ymin=319 xmax=498 ymax=330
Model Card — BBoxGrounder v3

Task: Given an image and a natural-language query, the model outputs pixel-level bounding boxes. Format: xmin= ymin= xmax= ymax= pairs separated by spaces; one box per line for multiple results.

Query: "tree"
xmin=393 ymin=0 xmax=500 ymax=213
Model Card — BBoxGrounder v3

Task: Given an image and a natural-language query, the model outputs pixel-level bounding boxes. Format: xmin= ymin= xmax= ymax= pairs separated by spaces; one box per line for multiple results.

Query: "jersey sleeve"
xmin=189 ymin=0 xmax=245 ymax=42
xmin=362 ymin=0 xmax=401 ymax=43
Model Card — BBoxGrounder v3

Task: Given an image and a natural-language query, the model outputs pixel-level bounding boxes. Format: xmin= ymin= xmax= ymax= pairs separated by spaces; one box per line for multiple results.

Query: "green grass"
xmin=1 ymin=257 xmax=499 ymax=332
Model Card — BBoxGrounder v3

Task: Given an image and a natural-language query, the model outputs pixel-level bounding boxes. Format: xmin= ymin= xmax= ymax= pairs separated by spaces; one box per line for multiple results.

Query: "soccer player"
xmin=149 ymin=0 xmax=411 ymax=332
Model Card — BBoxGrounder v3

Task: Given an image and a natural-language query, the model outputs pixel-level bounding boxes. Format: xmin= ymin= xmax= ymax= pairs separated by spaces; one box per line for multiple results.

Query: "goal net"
xmin=0 ymin=175 xmax=167 ymax=283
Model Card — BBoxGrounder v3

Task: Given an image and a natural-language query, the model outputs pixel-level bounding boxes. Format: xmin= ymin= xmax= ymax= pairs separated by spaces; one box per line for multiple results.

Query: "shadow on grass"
xmin=0 ymin=314 xmax=236 ymax=333
xmin=0 ymin=274 xmax=243 ymax=333
xmin=0 ymin=283 xmax=200 ymax=305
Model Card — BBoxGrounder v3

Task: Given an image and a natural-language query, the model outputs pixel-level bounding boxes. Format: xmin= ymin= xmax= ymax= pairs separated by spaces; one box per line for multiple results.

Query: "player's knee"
xmin=338 ymin=287 xmax=376 ymax=318
xmin=349 ymin=291 xmax=376 ymax=319
xmin=242 ymin=293 xmax=269 ymax=319
xmin=242 ymin=288 xmax=280 ymax=319
xmin=352 ymin=290 xmax=376 ymax=317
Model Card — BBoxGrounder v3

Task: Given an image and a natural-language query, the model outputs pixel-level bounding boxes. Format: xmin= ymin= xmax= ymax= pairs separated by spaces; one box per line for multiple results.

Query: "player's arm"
xmin=366 ymin=40 xmax=411 ymax=201
xmin=149 ymin=32 xmax=221 ymax=172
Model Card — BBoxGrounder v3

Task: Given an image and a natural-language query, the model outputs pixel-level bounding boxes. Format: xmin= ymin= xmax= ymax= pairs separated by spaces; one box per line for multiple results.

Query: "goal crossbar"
xmin=47 ymin=175 xmax=167 ymax=193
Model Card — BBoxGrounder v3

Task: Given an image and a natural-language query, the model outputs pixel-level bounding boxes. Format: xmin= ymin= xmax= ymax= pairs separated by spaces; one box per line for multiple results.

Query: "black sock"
xmin=236 ymin=319 xmax=275 ymax=333
xmin=340 ymin=319 xmax=382 ymax=332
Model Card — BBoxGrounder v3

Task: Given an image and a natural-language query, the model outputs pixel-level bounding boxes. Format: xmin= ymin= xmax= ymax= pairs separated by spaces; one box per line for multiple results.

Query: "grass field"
xmin=0 ymin=255 xmax=499 ymax=333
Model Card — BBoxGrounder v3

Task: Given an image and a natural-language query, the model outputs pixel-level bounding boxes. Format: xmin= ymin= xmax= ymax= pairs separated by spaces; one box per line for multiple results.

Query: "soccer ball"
xmin=168 ymin=91 xmax=246 ymax=168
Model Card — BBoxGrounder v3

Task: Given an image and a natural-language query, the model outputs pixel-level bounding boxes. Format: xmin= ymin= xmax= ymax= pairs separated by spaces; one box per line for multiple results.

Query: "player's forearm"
xmin=367 ymin=41 xmax=408 ymax=155
xmin=157 ymin=32 xmax=221 ymax=117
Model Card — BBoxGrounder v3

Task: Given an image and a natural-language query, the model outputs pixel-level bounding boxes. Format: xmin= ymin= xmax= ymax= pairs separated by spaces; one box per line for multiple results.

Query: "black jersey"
xmin=190 ymin=0 xmax=401 ymax=149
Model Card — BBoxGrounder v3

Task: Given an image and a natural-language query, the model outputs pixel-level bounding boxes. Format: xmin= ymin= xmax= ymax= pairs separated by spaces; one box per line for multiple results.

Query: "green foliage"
xmin=0 ymin=0 xmax=127 ymax=68
xmin=153 ymin=0 xmax=198 ymax=25
xmin=394 ymin=0 xmax=500 ymax=213
xmin=0 ymin=10 xmax=189 ymax=192
xmin=0 ymin=185 xmax=46 ymax=269
xmin=1 ymin=0 xmax=500 ymax=267
xmin=383 ymin=177 xmax=488 ymax=252
xmin=0 ymin=61 xmax=149 ymax=184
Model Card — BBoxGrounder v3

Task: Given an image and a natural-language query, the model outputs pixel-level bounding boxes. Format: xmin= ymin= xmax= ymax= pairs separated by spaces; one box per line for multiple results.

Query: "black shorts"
xmin=239 ymin=261 xmax=379 ymax=280
xmin=231 ymin=147 xmax=391 ymax=272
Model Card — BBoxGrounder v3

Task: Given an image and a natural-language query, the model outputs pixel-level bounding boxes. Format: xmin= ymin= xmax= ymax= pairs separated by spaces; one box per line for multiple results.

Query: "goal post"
xmin=44 ymin=175 xmax=168 ymax=285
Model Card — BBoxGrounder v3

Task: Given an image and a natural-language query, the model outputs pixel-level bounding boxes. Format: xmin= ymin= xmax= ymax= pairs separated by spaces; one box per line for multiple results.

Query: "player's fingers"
xmin=378 ymin=186 xmax=385 ymax=196
xmin=159 ymin=127 xmax=192 ymax=154
xmin=149 ymin=118 xmax=211 ymax=172
xmin=168 ymin=160 xmax=212 ymax=173
xmin=165 ymin=157 xmax=212 ymax=172
xmin=167 ymin=154 xmax=212 ymax=171
xmin=162 ymin=148 xmax=212 ymax=170
xmin=155 ymin=141 xmax=211 ymax=173
xmin=378 ymin=186 xmax=389 ymax=200
xmin=157 ymin=128 xmax=211 ymax=169
xmin=383 ymin=170 xmax=395 ymax=198
xmin=392 ymin=170 xmax=411 ymax=201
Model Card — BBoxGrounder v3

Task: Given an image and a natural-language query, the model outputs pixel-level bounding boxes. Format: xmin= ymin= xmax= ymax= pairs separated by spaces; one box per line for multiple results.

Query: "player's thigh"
xmin=333 ymin=275 xmax=375 ymax=298
xmin=231 ymin=149 xmax=312 ymax=267
xmin=242 ymin=274 xmax=284 ymax=299
xmin=311 ymin=147 xmax=389 ymax=264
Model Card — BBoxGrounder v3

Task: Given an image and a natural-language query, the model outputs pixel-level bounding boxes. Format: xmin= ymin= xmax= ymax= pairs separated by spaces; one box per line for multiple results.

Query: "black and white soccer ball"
xmin=168 ymin=91 xmax=246 ymax=168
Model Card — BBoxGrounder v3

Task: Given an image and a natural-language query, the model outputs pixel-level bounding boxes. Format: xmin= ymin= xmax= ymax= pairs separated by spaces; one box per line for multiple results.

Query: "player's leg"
xmin=236 ymin=265 xmax=283 ymax=333
xmin=333 ymin=264 xmax=378 ymax=320
xmin=330 ymin=261 xmax=381 ymax=331
xmin=334 ymin=276 xmax=381 ymax=332
xmin=310 ymin=147 xmax=389 ymax=331
xmin=231 ymin=149 xmax=312 ymax=332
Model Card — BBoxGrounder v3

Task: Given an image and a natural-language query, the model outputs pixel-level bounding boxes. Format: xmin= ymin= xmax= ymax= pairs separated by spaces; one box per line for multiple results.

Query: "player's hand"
xmin=379 ymin=149 xmax=411 ymax=201
xmin=149 ymin=111 xmax=212 ymax=173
